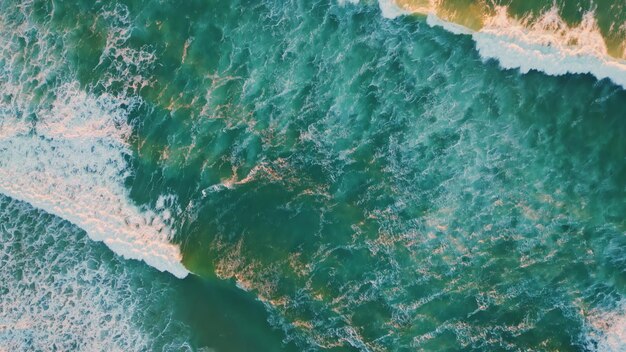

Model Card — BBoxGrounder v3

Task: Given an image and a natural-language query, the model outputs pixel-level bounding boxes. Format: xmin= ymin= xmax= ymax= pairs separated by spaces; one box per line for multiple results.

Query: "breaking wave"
xmin=372 ymin=0 xmax=626 ymax=88
xmin=0 ymin=2 xmax=187 ymax=277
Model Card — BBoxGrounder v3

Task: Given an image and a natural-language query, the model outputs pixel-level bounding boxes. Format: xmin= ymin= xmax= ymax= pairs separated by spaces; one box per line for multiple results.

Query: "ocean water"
xmin=1 ymin=0 xmax=625 ymax=351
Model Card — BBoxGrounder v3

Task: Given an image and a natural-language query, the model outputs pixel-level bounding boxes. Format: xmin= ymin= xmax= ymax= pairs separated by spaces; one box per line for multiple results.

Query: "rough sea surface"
xmin=1 ymin=0 xmax=625 ymax=351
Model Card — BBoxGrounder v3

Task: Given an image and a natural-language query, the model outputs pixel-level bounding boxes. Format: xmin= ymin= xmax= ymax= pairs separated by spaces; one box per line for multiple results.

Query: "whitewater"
xmin=1 ymin=0 xmax=626 ymax=351
xmin=0 ymin=3 xmax=187 ymax=278
xmin=375 ymin=0 xmax=626 ymax=89
xmin=1 ymin=0 xmax=623 ymax=287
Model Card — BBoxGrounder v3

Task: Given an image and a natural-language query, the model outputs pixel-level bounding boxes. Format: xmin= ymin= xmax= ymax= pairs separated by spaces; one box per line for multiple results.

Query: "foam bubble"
xmin=339 ymin=0 xmax=410 ymax=18
xmin=425 ymin=12 xmax=471 ymax=35
xmin=337 ymin=0 xmax=360 ymax=6
xmin=0 ymin=82 xmax=188 ymax=278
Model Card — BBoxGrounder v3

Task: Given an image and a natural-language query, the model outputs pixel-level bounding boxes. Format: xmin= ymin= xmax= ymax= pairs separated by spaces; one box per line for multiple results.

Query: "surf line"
xmin=377 ymin=1 xmax=626 ymax=89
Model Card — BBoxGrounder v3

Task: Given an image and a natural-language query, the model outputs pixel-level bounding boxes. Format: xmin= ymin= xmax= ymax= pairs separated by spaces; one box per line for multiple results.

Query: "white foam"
xmin=0 ymin=197 xmax=191 ymax=350
xmin=473 ymin=7 xmax=626 ymax=89
xmin=386 ymin=2 xmax=626 ymax=89
xmin=0 ymin=199 xmax=150 ymax=351
xmin=338 ymin=0 xmax=410 ymax=18
xmin=0 ymin=83 xmax=188 ymax=278
xmin=584 ymin=304 xmax=626 ymax=352
xmin=425 ymin=12 xmax=471 ymax=35
xmin=378 ymin=0 xmax=410 ymax=19
xmin=337 ymin=0 xmax=360 ymax=6
xmin=0 ymin=4 xmax=188 ymax=278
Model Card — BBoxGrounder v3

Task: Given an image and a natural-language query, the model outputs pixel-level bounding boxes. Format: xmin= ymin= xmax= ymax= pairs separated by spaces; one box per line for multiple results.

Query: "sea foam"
xmin=584 ymin=303 xmax=626 ymax=352
xmin=0 ymin=196 xmax=191 ymax=350
xmin=470 ymin=7 xmax=626 ymax=89
xmin=0 ymin=83 xmax=188 ymax=278
xmin=0 ymin=3 xmax=188 ymax=278
xmin=377 ymin=0 xmax=410 ymax=19
xmin=375 ymin=1 xmax=626 ymax=89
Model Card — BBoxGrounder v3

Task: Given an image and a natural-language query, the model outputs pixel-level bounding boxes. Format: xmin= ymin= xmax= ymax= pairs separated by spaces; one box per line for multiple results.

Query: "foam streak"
xmin=383 ymin=1 xmax=626 ymax=89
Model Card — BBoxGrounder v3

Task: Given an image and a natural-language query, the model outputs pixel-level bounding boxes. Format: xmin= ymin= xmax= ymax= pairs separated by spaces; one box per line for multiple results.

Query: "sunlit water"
xmin=1 ymin=0 xmax=625 ymax=351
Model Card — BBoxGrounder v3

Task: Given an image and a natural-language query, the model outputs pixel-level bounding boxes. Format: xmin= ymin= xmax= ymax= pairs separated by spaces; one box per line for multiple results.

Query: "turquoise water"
xmin=1 ymin=0 xmax=626 ymax=351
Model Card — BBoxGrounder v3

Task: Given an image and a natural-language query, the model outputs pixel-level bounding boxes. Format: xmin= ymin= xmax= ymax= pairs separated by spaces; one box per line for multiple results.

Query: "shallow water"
xmin=1 ymin=0 xmax=625 ymax=351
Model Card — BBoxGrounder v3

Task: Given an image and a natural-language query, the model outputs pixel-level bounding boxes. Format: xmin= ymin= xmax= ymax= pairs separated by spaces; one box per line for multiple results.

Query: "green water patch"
xmin=0 ymin=195 xmax=297 ymax=351
xmin=0 ymin=0 xmax=299 ymax=350
xmin=17 ymin=0 xmax=626 ymax=350
xmin=91 ymin=0 xmax=626 ymax=349
xmin=173 ymin=275 xmax=301 ymax=352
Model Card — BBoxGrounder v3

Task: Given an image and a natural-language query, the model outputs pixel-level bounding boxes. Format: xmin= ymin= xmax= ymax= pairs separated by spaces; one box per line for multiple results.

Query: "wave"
xmin=0 ymin=3 xmax=188 ymax=278
xmin=0 ymin=196 xmax=193 ymax=350
xmin=0 ymin=83 xmax=188 ymax=278
xmin=372 ymin=2 xmax=626 ymax=351
xmin=584 ymin=302 xmax=626 ymax=352
xmin=375 ymin=1 xmax=626 ymax=89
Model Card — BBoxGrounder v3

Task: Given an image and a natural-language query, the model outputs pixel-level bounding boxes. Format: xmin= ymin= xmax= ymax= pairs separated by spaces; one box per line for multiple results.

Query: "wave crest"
xmin=0 ymin=2 xmax=188 ymax=278
xmin=370 ymin=0 xmax=626 ymax=89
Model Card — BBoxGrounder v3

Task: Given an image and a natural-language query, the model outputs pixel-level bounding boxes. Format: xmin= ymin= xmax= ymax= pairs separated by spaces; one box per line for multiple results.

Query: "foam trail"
xmin=0 ymin=83 xmax=188 ymax=278
xmin=377 ymin=1 xmax=626 ymax=89
xmin=472 ymin=7 xmax=626 ymax=89
xmin=0 ymin=3 xmax=188 ymax=278
xmin=0 ymin=196 xmax=191 ymax=350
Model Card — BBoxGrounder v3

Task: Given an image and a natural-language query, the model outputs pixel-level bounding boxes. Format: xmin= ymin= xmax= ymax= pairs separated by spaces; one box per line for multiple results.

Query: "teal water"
xmin=0 ymin=195 xmax=295 ymax=351
xmin=1 ymin=0 xmax=626 ymax=351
